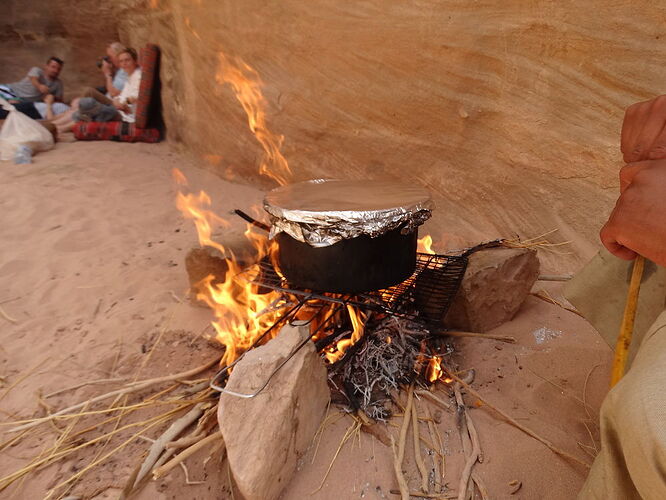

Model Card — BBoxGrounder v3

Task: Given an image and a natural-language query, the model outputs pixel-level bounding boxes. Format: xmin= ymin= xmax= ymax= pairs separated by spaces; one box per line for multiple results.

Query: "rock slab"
xmin=217 ymin=325 xmax=329 ymax=500
xmin=443 ymin=247 xmax=539 ymax=332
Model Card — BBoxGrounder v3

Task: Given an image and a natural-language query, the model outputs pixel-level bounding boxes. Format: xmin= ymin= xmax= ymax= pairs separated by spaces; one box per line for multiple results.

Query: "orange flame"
xmin=427 ymin=356 xmax=442 ymax=383
xmin=174 ymin=169 xmax=283 ymax=367
xmin=325 ymin=305 xmax=366 ymax=364
xmin=215 ymin=52 xmax=291 ymax=186
xmin=175 ymin=190 xmax=230 ymax=254
xmin=417 ymin=235 xmax=435 ymax=254
xmin=172 ymin=167 xmax=188 ymax=186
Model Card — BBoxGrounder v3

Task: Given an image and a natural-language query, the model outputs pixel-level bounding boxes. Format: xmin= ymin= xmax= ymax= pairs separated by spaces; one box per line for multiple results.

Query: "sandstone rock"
xmin=443 ymin=247 xmax=539 ymax=332
xmin=184 ymin=227 xmax=262 ymax=304
xmin=217 ymin=325 xmax=329 ymax=500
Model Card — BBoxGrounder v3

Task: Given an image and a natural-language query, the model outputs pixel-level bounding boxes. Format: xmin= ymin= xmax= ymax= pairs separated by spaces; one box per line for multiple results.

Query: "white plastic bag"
xmin=0 ymin=97 xmax=54 ymax=161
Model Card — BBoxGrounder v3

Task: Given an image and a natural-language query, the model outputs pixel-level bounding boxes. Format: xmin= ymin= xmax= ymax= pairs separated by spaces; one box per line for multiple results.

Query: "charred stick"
xmin=233 ymin=209 xmax=270 ymax=232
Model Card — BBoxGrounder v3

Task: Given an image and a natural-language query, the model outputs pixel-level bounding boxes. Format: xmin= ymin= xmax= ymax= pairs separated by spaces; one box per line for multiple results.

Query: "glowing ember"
xmin=417 ymin=234 xmax=435 ymax=254
xmin=215 ymin=52 xmax=292 ymax=186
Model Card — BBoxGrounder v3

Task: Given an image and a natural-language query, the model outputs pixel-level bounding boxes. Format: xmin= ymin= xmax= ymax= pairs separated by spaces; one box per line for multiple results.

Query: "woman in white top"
xmin=112 ymin=48 xmax=142 ymax=123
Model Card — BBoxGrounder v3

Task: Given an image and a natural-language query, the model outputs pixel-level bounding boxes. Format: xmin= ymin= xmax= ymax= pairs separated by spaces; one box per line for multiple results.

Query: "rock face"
xmin=184 ymin=227 xmax=262 ymax=304
xmin=3 ymin=1 xmax=665 ymax=270
xmin=217 ymin=325 xmax=329 ymax=500
xmin=0 ymin=0 xmax=118 ymax=100
xmin=443 ymin=247 xmax=539 ymax=332
xmin=112 ymin=0 xmax=664 ymax=270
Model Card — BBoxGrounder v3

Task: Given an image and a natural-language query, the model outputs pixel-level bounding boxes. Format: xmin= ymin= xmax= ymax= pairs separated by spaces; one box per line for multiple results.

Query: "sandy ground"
xmin=0 ymin=141 xmax=612 ymax=499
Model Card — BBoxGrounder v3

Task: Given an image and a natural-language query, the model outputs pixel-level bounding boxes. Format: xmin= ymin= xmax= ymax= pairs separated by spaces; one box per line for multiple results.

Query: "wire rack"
xmin=238 ymin=252 xmax=467 ymax=325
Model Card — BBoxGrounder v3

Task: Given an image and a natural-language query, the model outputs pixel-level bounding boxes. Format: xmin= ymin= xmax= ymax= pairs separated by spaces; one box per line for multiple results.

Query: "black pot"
xmin=275 ymin=226 xmax=418 ymax=293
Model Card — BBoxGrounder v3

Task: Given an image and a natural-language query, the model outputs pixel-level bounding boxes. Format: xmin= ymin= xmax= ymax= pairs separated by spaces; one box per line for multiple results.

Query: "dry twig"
xmin=397 ymin=385 xmax=414 ymax=464
xmin=0 ymin=305 xmax=17 ymax=324
xmin=446 ymin=371 xmax=590 ymax=469
xmin=134 ymin=403 xmax=208 ymax=486
xmin=153 ymin=432 xmax=224 ymax=480
xmin=416 ymin=389 xmax=451 ymax=410
xmin=7 ymin=357 xmax=219 ymax=433
xmin=390 ymin=436 xmax=410 ymax=500
xmin=531 ymin=290 xmax=583 ymax=317
xmin=412 ymin=401 xmax=429 ymax=493
xmin=436 ymin=331 xmax=516 ymax=344
xmin=44 ymin=378 xmax=127 ymax=399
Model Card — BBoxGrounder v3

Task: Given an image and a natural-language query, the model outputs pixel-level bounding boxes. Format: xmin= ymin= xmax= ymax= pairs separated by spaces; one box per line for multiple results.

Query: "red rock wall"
xmin=5 ymin=1 xmax=666 ymax=269
xmin=0 ymin=0 xmax=119 ymax=99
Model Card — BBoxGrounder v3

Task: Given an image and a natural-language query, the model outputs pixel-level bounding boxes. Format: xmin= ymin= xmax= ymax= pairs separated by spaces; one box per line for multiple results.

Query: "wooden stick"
xmin=531 ymin=290 xmax=584 ymax=318
xmin=390 ymin=437 xmax=410 ymax=500
xmin=610 ymin=255 xmax=645 ymax=387
xmin=416 ymin=389 xmax=452 ymax=410
xmin=45 ymin=378 xmax=127 ymax=398
xmin=446 ymin=372 xmax=590 ymax=469
xmin=423 ymin=406 xmax=440 ymax=486
xmin=435 ymin=331 xmax=516 ymax=344
xmin=412 ymin=402 xmax=429 ymax=493
xmin=7 ymin=357 xmax=219 ymax=433
xmin=454 ymin=384 xmax=477 ymax=500
xmin=0 ymin=305 xmax=17 ymax=324
xmin=389 ymin=490 xmax=457 ymax=499
xmin=153 ymin=432 xmax=223 ymax=479
xmin=397 ymin=385 xmax=414 ymax=464
xmin=134 ymin=403 xmax=206 ymax=486
xmin=537 ymin=274 xmax=573 ymax=281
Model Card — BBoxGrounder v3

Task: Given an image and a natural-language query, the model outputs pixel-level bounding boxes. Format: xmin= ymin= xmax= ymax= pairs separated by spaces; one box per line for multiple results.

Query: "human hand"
xmin=37 ymin=83 xmax=50 ymax=94
xmin=600 ymin=159 xmax=666 ymax=266
xmin=621 ymin=95 xmax=666 ymax=163
xmin=43 ymin=94 xmax=55 ymax=105
xmin=101 ymin=60 xmax=113 ymax=77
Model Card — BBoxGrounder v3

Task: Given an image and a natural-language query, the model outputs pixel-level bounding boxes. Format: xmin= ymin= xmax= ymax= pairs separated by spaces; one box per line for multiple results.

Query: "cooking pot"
xmin=274 ymin=224 xmax=417 ymax=293
xmin=264 ymin=179 xmax=432 ymax=293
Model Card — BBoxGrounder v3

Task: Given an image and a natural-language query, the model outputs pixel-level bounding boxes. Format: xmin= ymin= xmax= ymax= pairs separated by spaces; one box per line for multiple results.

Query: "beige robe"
xmin=565 ymin=250 xmax=666 ymax=498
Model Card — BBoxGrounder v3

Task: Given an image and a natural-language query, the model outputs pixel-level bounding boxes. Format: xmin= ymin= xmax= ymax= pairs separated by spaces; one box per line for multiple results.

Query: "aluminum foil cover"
xmin=264 ymin=179 xmax=433 ymax=247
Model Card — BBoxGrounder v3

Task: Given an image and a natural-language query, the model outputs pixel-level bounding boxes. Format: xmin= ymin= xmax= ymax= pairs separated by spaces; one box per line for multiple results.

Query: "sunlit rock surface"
xmin=3 ymin=0 xmax=665 ymax=270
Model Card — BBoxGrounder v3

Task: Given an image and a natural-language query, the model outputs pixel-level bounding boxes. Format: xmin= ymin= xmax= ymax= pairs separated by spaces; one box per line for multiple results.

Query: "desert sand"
xmin=1 ymin=141 xmax=612 ymax=499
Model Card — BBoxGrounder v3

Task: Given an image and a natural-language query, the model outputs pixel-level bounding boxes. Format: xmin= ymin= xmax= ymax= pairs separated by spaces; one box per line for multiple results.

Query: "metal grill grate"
xmin=238 ymin=252 xmax=467 ymax=325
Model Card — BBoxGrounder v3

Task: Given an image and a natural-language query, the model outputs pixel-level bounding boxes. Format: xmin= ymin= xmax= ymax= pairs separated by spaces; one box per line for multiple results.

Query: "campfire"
xmin=0 ymin=51 xmax=591 ymax=500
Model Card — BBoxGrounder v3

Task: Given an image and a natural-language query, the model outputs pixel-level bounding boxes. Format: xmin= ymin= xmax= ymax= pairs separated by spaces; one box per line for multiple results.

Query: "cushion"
xmin=72 ymin=121 xmax=160 ymax=143
xmin=135 ymin=44 xmax=159 ymax=129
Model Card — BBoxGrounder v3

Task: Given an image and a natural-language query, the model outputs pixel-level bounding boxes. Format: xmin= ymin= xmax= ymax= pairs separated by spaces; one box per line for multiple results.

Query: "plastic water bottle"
xmin=14 ymin=145 xmax=32 ymax=164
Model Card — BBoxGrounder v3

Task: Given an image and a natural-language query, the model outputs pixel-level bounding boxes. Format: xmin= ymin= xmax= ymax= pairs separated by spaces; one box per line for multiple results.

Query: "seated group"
xmin=0 ymin=42 xmax=153 ymax=140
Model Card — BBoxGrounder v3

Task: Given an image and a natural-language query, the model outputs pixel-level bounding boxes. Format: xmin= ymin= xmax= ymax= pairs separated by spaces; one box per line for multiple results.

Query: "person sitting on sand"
xmin=0 ymin=57 xmax=69 ymax=120
xmin=97 ymin=42 xmax=129 ymax=98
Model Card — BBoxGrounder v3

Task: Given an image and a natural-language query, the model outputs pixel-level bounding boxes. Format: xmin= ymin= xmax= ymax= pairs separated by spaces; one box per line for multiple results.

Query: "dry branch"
xmin=416 ymin=389 xmax=452 ymax=410
xmin=445 ymin=372 xmax=590 ymax=469
xmin=454 ymin=383 xmax=481 ymax=500
xmin=153 ymin=432 xmax=224 ymax=480
xmin=134 ymin=403 xmax=207 ymax=486
xmin=7 ymin=357 xmax=219 ymax=433
xmin=44 ymin=378 xmax=128 ymax=398
xmin=397 ymin=385 xmax=414 ymax=464
xmin=389 ymin=490 xmax=457 ymax=499
xmin=412 ymin=402 xmax=429 ymax=493
xmin=390 ymin=437 xmax=410 ymax=500
xmin=435 ymin=331 xmax=516 ymax=344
